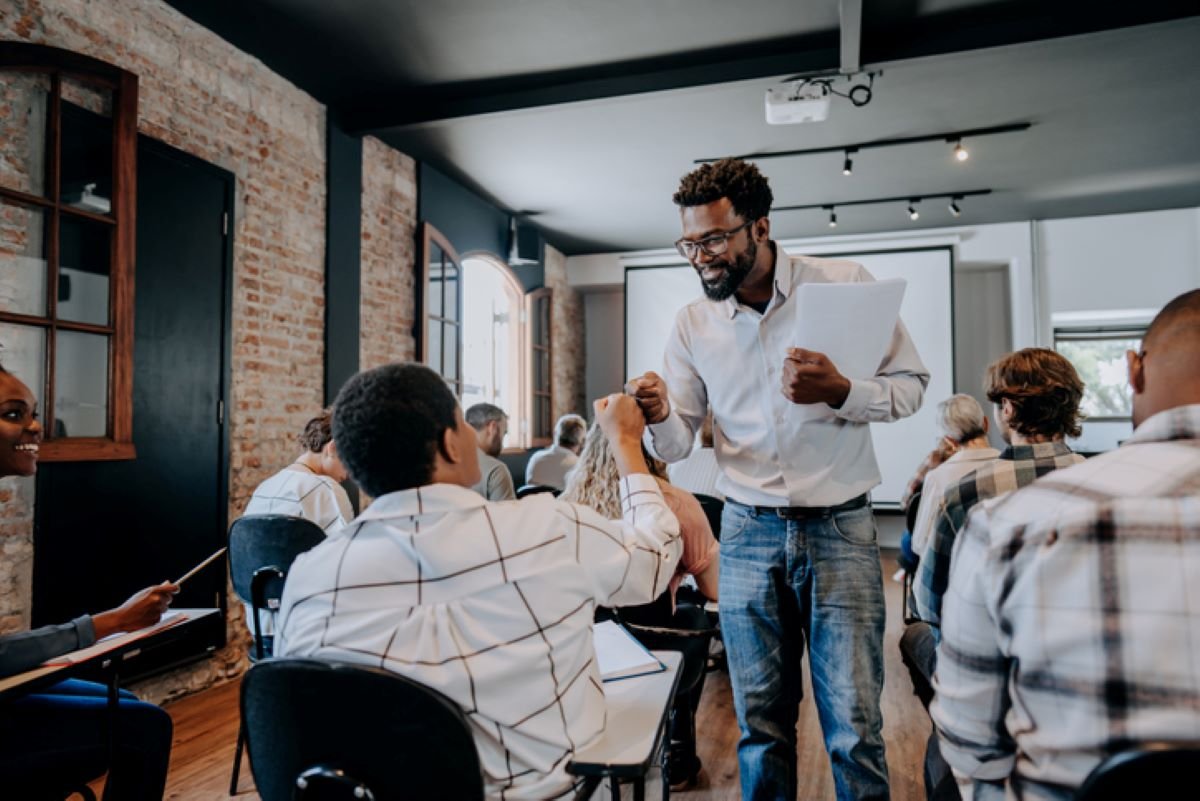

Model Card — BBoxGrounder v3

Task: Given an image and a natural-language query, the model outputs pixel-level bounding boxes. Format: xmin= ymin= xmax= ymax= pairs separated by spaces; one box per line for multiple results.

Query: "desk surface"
xmin=568 ymin=650 xmax=682 ymax=778
xmin=0 ymin=608 xmax=221 ymax=700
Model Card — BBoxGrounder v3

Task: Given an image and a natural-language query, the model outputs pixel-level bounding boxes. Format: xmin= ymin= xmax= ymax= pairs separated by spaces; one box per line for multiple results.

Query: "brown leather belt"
xmin=727 ymin=493 xmax=869 ymax=520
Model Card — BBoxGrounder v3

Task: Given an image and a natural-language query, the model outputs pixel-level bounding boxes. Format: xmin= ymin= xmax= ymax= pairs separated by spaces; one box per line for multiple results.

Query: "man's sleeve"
xmin=836 ymin=266 xmax=930 ymax=423
xmin=558 ymin=474 xmax=683 ymax=607
xmin=0 ymin=616 xmax=96 ymax=678
xmin=489 ymin=462 xmax=516 ymax=501
xmin=931 ymin=506 xmax=1016 ymax=789
xmin=914 ymin=482 xmax=967 ymax=625
xmin=646 ymin=309 xmax=706 ymax=463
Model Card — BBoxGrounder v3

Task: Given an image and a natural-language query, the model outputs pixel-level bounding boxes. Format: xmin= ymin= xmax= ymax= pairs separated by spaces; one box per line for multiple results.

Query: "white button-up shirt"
xmin=647 ymin=247 xmax=930 ymax=507
xmin=910 ymin=447 xmax=1001 ymax=557
xmin=275 ymin=474 xmax=681 ymax=801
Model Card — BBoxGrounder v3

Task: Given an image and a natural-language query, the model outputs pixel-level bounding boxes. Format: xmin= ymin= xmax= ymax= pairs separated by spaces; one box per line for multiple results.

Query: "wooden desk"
xmin=569 ymin=650 xmax=683 ymax=801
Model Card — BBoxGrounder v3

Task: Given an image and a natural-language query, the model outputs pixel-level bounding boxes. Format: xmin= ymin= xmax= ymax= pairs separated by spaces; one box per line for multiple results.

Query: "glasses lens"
xmin=675 ymin=240 xmax=695 ymax=259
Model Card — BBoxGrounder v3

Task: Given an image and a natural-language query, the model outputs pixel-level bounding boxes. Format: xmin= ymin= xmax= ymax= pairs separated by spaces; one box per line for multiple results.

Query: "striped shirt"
xmin=913 ymin=441 xmax=1084 ymax=626
xmin=275 ymin=474 xmax=681 ymax=801
xmin=932 ymin=404 xmax=1200 ymax=801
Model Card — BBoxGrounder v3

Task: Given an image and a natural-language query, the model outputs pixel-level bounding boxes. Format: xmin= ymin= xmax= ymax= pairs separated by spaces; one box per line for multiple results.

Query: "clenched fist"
xmin=624 ymin=371 xmax=670 ymax=424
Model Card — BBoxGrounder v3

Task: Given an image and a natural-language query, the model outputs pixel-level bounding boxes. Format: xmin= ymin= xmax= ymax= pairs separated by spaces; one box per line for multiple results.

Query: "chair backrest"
xmin=905 ymin=489 xmax=922 ymax=535
xmin=516 ymin=483 xmax=559 ymax=499
xmin=693 ymin=493 xmax=724 ymax=541
xmin=228 ymin=514 xmax=327 ymax=605
xmin=241 ymin=658 xmax=485 ymax=801
xmin=1073 ymin=741 xmax=1200 ymax=800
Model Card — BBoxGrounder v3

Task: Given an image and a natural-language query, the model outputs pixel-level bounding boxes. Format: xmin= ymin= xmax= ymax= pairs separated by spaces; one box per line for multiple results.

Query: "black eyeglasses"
xmin=675 ymin=220 xmax=755 ymax=260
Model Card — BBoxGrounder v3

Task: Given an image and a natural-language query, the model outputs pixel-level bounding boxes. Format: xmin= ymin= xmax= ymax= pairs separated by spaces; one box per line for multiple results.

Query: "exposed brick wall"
xmin=360 ymin=136 xmax=418 ymax=371
xmin=544 ymin=244 xmax=586 ymax=419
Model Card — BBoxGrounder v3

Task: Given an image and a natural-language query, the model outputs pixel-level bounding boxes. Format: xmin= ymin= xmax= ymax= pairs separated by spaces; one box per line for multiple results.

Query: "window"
xmin=0 ymin=43 xmax=138 ymax=460
xmin=418 ymin=223 xmax=463 ymax=395
xmin=462 ymin=255 xmax=524 ymax=450
xmin=1054 ymin=328 xmax=1143 ymax=420
xmin=527 ymin=287 xmax=553 ymax=445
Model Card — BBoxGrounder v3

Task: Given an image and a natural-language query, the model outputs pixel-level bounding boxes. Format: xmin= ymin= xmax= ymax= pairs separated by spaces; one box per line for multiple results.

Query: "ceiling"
xmin=162 ymin=0 xmax=1200 ymax=254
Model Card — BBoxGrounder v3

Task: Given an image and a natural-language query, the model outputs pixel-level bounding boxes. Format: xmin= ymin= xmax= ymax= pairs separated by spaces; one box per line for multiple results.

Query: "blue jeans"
xmin=720 ymin=501 xmax=889 ymax=801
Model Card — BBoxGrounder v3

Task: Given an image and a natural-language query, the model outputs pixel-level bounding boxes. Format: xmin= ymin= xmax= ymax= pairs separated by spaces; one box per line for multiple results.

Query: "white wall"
xmin=584 ymin=289 xmax=625 ymax=402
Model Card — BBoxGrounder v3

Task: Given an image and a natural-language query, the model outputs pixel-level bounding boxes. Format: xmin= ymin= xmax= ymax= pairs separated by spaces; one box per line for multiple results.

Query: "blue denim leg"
xmin=805 ymin=504 xmax=890 ymax=801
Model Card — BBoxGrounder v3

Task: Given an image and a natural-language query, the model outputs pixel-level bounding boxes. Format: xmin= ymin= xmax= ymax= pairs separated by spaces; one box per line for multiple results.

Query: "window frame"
xmin=0 ymin=43 xmax=138 ymax=461
xmin=525 ymin=287 xmax=553 ymax=448
xmin=416 ymin=222 xmax=464 ymax=396
xmin=1053 ymin=325 xmax=1144 ymax=423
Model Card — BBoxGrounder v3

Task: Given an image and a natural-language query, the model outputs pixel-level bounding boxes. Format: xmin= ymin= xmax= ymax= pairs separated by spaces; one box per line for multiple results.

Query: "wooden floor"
xmin=128 ymin=552 xmax=928 ymax=800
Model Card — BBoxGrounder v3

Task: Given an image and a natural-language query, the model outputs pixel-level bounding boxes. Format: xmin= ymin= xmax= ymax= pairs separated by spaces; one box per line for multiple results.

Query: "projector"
xmin=764 ymin=80 xmax=831 ymax=125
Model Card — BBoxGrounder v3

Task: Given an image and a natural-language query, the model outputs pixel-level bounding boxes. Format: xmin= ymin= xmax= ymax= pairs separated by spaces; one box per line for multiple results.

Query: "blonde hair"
xmin=561 ymin=424 xmax=667 ymax=519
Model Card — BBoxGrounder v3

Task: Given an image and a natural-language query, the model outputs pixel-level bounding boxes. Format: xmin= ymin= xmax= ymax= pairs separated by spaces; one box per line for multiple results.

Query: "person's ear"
xmin=753 ymin=216 xmax=770 ymax=243
xmin=438 ymin=425 xmax=460 ymax=465
xmin=982 ymin=416 xmax=990 ymax=434
xmin=1126 ymin=349 xmax=1146 ymax=395
xmin=1000 ymin=398 xmax=1015 ymax=424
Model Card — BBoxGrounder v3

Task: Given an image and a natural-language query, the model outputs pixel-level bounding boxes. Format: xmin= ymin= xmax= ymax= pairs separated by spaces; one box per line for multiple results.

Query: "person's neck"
xmin=734 ymin=240 xmax=777 ymax=307
xmin=963 ymin=436 xmax=992 ymax=450
xmin=1008 ymin=432 xmax=1061 ymax=447
xmin=294 ymin=451 xmax=325 ymax=475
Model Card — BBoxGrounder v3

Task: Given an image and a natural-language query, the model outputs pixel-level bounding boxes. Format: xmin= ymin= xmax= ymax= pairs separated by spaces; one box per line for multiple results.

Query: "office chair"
xmin=241 ymin=658 xmax=485 ymax=801
xmin=901 ymin=489 xmax=922 ymax=624
xmin=1073 ymin=741 xmax=1200 ymax=800
xmin=692 ymin=493 xmax=724 ymax=541
xmin=227 ymin=514 xmax=327 ymax=795
xmin=516 ymin=483 xmax=560 ymax=498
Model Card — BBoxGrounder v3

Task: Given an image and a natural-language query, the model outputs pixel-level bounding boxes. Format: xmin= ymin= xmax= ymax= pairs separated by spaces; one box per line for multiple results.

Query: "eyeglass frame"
xmin=674 ymin=219 xmax=757 ymax=261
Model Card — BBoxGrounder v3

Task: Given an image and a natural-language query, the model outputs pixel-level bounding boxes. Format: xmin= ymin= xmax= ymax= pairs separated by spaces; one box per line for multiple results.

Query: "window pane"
xmin=428 ymin=248 xmax=444 ymax=318
xmin=444 ymin=263 xmax=459 ymax=323
xmin=0 ymin=323 xmax=46 ymax=404
xmin=427 ymin=319 xmax=442 ymax=373
xmin=60 ymin=91 xmax=114 ymax=217
xmin=0 ymin=199 xmax=48 ymax=317
xmin=58 ymin=215 xmax=111 ymax=326
xmin=444 ymin=322 xmax=458 ymax=382
xmin=1056 ymin=337 xmax=1139 ymax=418
xmin=539 ymin=297 xmax=551 ymax=346
xmin=0 ymin=71 xmax=50 ymax=197
xmin=54 ymin=330 xmax=109 ymax=437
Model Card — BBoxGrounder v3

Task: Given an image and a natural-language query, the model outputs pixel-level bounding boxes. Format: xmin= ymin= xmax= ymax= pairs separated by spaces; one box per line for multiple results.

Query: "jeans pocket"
xmin=831 ymin=505 xmax=878 ymax=547
xmin=719 ymin=503 xmax=753 ymax=544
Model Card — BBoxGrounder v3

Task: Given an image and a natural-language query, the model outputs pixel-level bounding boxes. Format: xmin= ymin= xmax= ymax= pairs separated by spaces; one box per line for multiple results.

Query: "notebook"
xmin=41 ymin=611 xmax=188 ymax=667
xmin=593 ymin=620 xmax=665 ymax=682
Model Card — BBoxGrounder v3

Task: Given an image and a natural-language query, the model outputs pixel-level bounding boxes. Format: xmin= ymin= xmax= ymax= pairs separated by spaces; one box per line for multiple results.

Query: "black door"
xmin=32 ymin=135 xmax=232 ymax=671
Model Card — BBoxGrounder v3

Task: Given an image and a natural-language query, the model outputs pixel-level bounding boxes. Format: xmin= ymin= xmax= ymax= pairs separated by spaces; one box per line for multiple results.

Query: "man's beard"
xmin=696 ymin=238 xmax=757 ymax=301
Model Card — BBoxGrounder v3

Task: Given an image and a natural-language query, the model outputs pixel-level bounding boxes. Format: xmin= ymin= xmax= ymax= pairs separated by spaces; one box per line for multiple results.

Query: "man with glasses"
xmin=628 ymin=158 xmax=928 ymax=801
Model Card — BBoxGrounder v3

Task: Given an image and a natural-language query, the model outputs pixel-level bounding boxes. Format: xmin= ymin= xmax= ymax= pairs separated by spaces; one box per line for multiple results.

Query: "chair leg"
xmin=229 ymin=721 xmax=246 ymax=795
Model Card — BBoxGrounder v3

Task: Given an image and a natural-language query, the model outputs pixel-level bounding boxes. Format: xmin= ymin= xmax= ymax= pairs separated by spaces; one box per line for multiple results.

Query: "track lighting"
xmin=828 ymin=208 xmax=838 ymax=228
xmin=907 ymin=202 xmax=920 ymax=221
xmin=842 ymin=153 xmax=853 ymax=176
xmin=772 ymin=188 xmax=992 ymax=223
xmin=953 ymin=139 xmax=968 ymax=162
xmin=949 ymin=197 xmax=962 ymax=217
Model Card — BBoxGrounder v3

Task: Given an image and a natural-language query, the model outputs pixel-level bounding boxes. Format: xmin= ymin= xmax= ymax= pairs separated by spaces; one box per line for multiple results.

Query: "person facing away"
xmin=933 ymin=288 xmax=1200 ymax=801
xmin=241 ymin=408 xmax=354 ymax=644
xmin=524 ymin=413 xmax=586 ymax=490
xmin=0 ymin=364 xmax=178 ymax=800
xmin=275 ymin=363 xmax=681 ymax=801
xmin=628 ymin=157 xmax=929 ymax=801
xmin=465 ymin=402 xmax=516 ymax=501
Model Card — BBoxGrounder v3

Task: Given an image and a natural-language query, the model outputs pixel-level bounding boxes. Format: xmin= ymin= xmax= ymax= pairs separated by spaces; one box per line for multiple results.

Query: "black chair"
xmin=901 ymin=490 xmax=922 ymax=624
xmin=227 ymin=514 xmax=328 ymax=795
xmin=693 ymin=493 xmax=724 ymax=541
xmin=241 ymin=658 xmax=485 ymax=801
xmin=1073 ymin=741 xmax=1200 ymax=800
xmin=516 ymin=483 xmax=560 ymax=498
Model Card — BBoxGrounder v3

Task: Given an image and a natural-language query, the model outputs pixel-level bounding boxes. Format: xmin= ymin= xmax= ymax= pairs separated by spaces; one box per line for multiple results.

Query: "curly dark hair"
xmin=985 ymin=348 xmax=1085 ymax=440
xmin=332 ymin=363 xmax=459 ymax=497
xmin=673 ymin=158 xmax=773 ymax=222
xmin=297 ymin=409 xmax=334 ymax=453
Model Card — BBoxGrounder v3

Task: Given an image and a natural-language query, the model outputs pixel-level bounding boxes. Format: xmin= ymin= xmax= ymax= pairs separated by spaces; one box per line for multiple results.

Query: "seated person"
xmin=241 ymin=408 xmax=353 ymax=644
xmin=934 ymin=289 xmax=1200 ymax=800
xmin=276 ymin=363 xmax=681 ymax=800
xmin=524 ymin=413 xmax=586 ymax=490
xmin=465 ymin=402 xmax=516 ymax=501
xmin=0 ymin=364 xmax=178 ymax=800
xmin=562 ymin=422 xmax=719 ymax=789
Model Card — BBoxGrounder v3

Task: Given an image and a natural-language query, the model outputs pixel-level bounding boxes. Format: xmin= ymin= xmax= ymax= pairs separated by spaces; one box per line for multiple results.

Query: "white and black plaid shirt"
xmin=276 ymin=474 xmax=681 ymax=800
xmin=932 ymin=404 xmax=1200 ymax=801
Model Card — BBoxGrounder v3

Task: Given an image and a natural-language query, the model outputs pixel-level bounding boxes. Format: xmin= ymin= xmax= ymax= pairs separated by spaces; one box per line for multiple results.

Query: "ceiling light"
xmin=828 ymin=208 xmax=838 ymax=228
xmin=954 ymin=139 xmax=969 ymax=161
xmin=907 ymin=201 xmax=920 ymax=221
xmin=949 ymin=197 xmax=962 ymax=217
xmin=842 ymin=153 xmax=853 ymax=176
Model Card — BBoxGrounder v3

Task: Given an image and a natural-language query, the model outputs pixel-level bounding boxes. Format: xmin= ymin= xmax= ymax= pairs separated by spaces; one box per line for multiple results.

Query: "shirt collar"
xmin=722 ymin=242 xmax=790 ymax=320
xmin=999 ymin=440 xmax=1076 ymax=462
xmin=357 ymin=482 xmax=489 ymax=522
xmin=1125 ymin=403 xmax=1200 ymax=446
xmin=946 ymin=447 xmax=1000 ymax=464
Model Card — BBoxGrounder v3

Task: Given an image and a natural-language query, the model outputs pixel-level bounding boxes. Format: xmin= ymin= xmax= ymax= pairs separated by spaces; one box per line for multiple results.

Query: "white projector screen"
xmin=625 ymin=247 xmax=954 ymax=507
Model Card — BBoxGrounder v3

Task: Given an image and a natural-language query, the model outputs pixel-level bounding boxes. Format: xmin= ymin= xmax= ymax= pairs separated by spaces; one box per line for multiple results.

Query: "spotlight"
xmin=907 ymin=202 xmax=920 ymax=221
xmin=842 ymin=154 xmax=853 ymax=176
xmin=828 ymin=208 xmax=838 ymax=228
xmin=949 ymin=197 xmax=962 ymax=217
xmin=954 ymin=139 xmax=969 ymax=161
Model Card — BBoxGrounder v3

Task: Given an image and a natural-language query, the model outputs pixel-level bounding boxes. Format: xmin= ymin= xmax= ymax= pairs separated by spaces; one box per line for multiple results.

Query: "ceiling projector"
xmin=765 ymin=80 xmax=831 ymax=125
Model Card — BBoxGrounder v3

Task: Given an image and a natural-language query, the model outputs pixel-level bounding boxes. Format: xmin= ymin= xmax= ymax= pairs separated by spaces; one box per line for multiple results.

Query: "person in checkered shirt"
xmin=933 ymin=289 xmax=1200 ymax=800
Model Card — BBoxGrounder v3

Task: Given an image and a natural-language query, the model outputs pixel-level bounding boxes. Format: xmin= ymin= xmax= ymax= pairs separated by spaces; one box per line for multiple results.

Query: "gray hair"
xmin=465 ymin=402 xmax=507 ymax=430
xmin=554 ymin=414 xmax=587 ymax=448
xmin=937 ymin=394 xmax=987 ymax=443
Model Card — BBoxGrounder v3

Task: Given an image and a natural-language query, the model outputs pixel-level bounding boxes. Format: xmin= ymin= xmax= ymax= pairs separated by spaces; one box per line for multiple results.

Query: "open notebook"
xmin=593 ymin=620 xmax=665 ymax=682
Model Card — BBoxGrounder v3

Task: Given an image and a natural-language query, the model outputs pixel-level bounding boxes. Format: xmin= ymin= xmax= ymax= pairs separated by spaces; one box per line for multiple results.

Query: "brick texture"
xmin=545 ymin=244 xmax=587 ymax=419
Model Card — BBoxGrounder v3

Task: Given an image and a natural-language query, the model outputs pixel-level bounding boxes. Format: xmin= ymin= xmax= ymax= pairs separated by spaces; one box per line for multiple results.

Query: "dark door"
xmin=32 ymin=135 xmax=232 ymax=670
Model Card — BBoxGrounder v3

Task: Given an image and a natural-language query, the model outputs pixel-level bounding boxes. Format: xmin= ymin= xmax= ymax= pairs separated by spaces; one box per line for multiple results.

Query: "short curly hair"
xmin=985 ymin=348 xmax=1085 ymax=440
xmin=297 ymin=409 xmax=334 ymax=453
xmin=673 ymin=158 xmax=773 ymax=222
xmin=332 ymin=363 xmax=459 ymax=497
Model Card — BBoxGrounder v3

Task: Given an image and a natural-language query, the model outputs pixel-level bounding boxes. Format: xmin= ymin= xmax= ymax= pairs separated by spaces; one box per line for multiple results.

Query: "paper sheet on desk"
xmin=41 ymin=611 xmax=188 ymax=666
xmin=794 ymin=278 xmax=906 ymax=380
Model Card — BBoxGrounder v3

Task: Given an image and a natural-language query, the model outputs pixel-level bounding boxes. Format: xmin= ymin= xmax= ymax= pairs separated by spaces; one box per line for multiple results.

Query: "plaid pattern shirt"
xmin=932 ymin=404 xmax=1200 ymax=801
xmin=276 ymin=474 xmax=681 ymax=801
xmin=913 ymin=442 xmax=1084 ymax=626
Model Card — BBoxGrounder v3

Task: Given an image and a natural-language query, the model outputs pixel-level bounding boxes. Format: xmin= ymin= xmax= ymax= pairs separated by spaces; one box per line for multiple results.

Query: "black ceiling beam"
xmin=339 ymin=31 xmax=842 ymax=133
xmin=774 ymin=188 xmax=992 ymax=212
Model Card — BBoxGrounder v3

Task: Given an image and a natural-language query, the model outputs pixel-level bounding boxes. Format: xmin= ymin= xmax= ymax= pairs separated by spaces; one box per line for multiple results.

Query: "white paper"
xmin=794 ymin=278 xmax=906 ymax=380
xmin=592 ymin=620 xmax=663 ymax=682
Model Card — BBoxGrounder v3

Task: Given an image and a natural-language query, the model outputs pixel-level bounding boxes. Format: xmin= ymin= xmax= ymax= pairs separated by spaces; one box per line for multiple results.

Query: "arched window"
xmin=462 ymin=254 xmax=525 ymax=449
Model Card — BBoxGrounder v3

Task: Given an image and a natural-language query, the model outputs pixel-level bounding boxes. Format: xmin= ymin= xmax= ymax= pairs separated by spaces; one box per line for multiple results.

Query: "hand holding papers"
xmin=42 ymin=611 xmax=189 ymax=666
xmin=593 ymin=620 xmax=665 ymax=682
xmin=793 ymin=278 xmax=906 ymax=381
